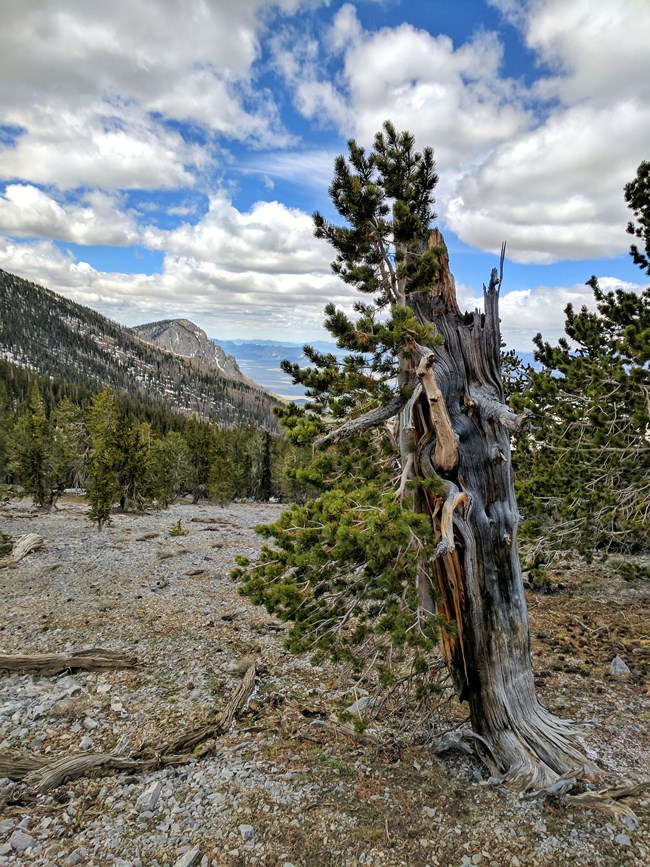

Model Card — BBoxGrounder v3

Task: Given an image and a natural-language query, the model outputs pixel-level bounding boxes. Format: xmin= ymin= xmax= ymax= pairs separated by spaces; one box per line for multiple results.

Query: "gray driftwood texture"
xmin=403 ymin=232 xmax=595 ymax=788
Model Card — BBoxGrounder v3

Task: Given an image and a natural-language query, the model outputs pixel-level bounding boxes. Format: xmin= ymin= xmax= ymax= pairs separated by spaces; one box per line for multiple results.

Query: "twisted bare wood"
xmin=3 ymin=665 xmax=256 ymax=794
xmin=0 ymin=649 xmax=138 ymax=676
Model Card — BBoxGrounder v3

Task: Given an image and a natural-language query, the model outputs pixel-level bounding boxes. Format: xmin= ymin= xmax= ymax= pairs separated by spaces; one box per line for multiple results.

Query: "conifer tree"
xmin=183 ymin=417 xmax=219 ymax=494
xmin=116 ymin=420 xmax=158 ymax=512
xmin=625 ymin=160 xmax=650 ymax=275
xmin=8 ymin=385 xmax=52 ymax=508
xmin=259 ymin=430 xmax=273 ymax=501
xmin=236 ymin=121 xmax=597 ymax=789
xmin=151 ymin=430 xmax=194 ymax=505
xmin=46 ymin=397 xmax=87 ymax=494
xmin=513 ymin=168 xmax=650 ymax=557
xmin=0 ymin=381 xmax=12 ymax=482
xmin=208 ymin=448 xmax=235 ymax=505
xmin=85 ymin=388 xmax=122 ymax=529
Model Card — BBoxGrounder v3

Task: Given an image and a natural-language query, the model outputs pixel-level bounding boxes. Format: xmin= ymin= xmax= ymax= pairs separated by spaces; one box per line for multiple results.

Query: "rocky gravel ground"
xmin=0 ymin=496 xmax=648 ymax=867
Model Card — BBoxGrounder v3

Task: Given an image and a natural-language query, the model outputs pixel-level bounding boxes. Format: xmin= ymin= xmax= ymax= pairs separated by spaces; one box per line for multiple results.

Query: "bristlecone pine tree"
xmin=8 ymin=385 xmax=52 ymax=509
xmin=512 ymin=283 xmax=649 ymax=557
xmin=85 ymin=388 xmax=123 ymax=529
xmin=511 ymin=161 xmax=649 ymax=561
xmin=236 ymin=122 xmax=597 ymax=789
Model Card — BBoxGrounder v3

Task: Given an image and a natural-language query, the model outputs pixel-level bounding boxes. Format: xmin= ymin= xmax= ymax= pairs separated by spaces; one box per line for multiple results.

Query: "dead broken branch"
xmin=3 ymin=665 xmax=257 ymax=795
xmin=0 ymin=533 xmax=44 ymax=568
xmin=315 ymin=394 xmax=407 ymax=448
xmin=0 ymin=648 xmax=138 ymax=676
xmin=526 ymin=777 xmax=650 ymax=821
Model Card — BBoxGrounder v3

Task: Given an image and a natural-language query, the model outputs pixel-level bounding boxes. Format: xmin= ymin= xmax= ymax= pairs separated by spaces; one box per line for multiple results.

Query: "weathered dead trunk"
xmin=405 ymin=232 xmax=597 ymax=789
xmin=0 ymin=648 xmax=138 ymax=676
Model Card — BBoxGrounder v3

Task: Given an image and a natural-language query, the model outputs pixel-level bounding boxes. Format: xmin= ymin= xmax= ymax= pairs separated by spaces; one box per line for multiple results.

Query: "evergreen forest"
xmin=0 ymin=372 xmax=314 ymax=528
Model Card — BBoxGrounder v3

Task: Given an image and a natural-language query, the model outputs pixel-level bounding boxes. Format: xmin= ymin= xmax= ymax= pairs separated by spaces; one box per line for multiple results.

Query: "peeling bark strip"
xmin=0 ymin=648 xmax=138 ymax=676
xmin=2 ymin=665 xmax=256 ymax=794
xmin=415 ymin=351 xmax=458 ymax=472
xmin=404 ymin=232 xmax=598 ymax=790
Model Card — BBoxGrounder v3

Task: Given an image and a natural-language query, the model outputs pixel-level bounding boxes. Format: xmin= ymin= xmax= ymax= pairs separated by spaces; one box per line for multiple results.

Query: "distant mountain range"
xmin=0 ymin=267 xmax=538 ymax=424
xmin=214 ymin=338 xmax=538 ymax=399
xmin=214 ymin=338 xmax=341 ymax=401
xmin=0 ymin=270 xmax=280 ymax=430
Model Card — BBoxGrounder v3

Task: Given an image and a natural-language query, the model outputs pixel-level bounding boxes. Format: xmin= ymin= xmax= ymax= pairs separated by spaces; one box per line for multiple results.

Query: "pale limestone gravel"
xmin=0 ymin=497 xmax=648 ymax=867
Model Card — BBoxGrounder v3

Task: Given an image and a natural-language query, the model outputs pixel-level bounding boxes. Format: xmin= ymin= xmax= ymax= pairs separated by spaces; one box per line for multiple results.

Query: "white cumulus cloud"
xmin=451 ymin=0 xmax=650 ymax=262
xmin=0 ymin=0 xmax=306 ymax=191
xmin=0 ymin=185 xmax=140 ymax=246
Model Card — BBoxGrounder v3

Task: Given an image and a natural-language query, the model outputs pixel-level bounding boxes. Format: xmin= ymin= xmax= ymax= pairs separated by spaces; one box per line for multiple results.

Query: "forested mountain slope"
xmin=0 ymin=270 xmax=280 ymax=429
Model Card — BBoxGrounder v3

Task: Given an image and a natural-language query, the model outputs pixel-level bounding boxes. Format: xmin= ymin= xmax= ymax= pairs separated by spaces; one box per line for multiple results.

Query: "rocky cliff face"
xmin=133 ymin=319 xmax=244 ymax=380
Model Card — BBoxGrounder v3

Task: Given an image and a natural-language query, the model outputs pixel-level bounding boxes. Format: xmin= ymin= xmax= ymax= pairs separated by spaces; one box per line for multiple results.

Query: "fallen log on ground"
xmin=0 ymin=751 xmax=50 ymax=780
xmin=3 ymin=665 xmax=256 ymax=793
xmin=0 ymin=648 xmax=138 ymax=676
xmin=0 ymin=533 xmax=44 ymax=568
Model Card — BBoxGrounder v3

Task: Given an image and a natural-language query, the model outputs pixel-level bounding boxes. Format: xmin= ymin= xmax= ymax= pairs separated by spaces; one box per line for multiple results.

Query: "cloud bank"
xmin=0 ymin=0 xmax=647 ymax=346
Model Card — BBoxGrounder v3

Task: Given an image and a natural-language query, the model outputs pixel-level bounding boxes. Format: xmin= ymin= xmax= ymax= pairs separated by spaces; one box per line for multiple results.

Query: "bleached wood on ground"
xmin=0 ymin=533 xmax=44 ymax=568
xmin=0 ymin=751 xmax=50 ymax=780
xmin=9 ymin=665 xmax=257 ymax=794
xmin=0 ymin=648 xmax=138 ymax=676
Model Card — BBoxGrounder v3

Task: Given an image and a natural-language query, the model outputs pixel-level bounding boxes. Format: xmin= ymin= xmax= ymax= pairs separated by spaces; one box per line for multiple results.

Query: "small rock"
xmin=173 ymin=846 xmax=202 ymax=867
xmin=0 ymin=818 xmax=14 ymax=833
xmin=0 ymin=842 xmax=12 ymax=856
xmin=239 ymin=824 xmax=255 ymax=841
xmin=423 ymin=806 xmax=436 ymax=818
xmin=136 ymin=781 xmax=163 ymax=813
xmin=345 ymin=696 xmax=370 ymax=715
xmin=614 ymin=833 xmax=631 ymax=846
xmin=83 ymin=717 xmax=98 ymax=731
xmin=610 ymin=655 xmax=631 ymax=676
xmin=9 ymin=829 xmax=37 ymax=853
xmin=80 ymin=735 xmax=94 ymax=750
xmin=621 ymin=813 xmax=640 ymax=832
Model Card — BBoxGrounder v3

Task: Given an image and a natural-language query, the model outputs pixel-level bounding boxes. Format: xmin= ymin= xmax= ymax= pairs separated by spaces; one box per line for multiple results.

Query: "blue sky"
xmin=0 ymin=0 xmax=648 ymax=352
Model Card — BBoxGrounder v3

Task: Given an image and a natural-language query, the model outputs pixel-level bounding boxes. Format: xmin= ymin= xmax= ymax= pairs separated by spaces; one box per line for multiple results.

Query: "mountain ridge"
xmin=133 ymin=319 xmax=245 ymax=380
xmin=0 ymin=269 xmax=280 ymax=430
